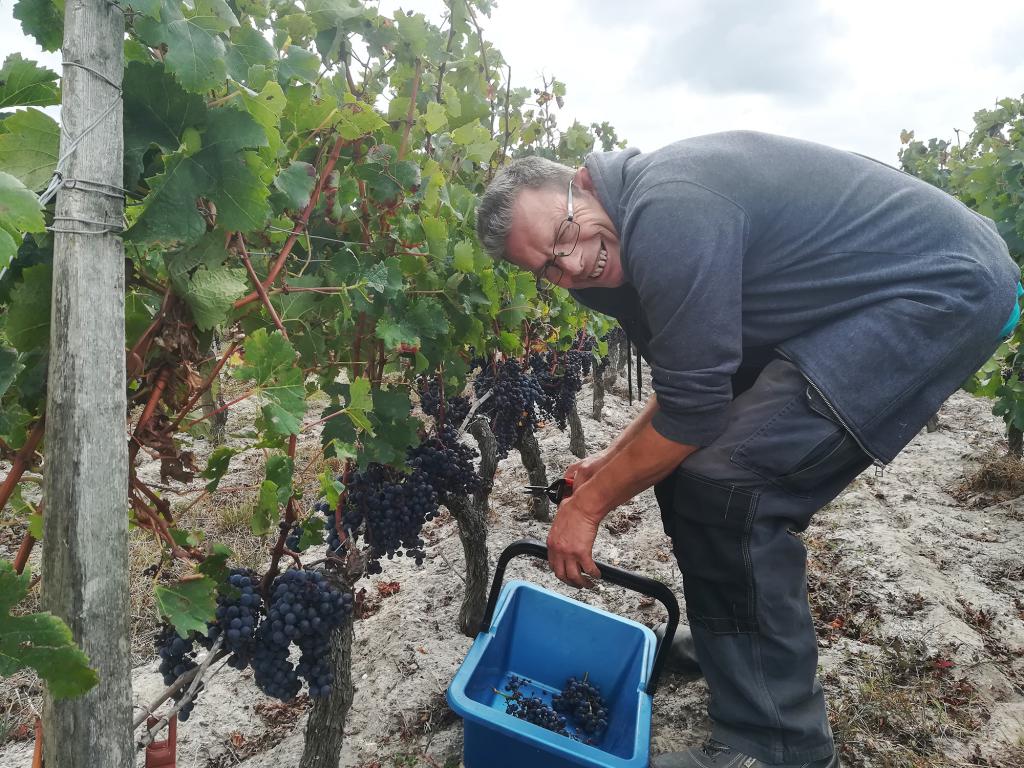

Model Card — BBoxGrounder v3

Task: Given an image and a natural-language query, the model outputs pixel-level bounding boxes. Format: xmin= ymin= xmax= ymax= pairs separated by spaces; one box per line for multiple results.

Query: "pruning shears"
xmin=522 ymin=476 xmax=574 ymax=504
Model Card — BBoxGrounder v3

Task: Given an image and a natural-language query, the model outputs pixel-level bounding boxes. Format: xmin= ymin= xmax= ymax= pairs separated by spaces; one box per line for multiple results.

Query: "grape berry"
xmin=498 ymin=672 xmax=610 ymax=742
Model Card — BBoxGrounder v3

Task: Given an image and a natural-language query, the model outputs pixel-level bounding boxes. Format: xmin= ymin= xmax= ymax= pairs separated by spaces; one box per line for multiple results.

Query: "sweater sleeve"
xmin=622 ymin=181 xmax=749 ymax=446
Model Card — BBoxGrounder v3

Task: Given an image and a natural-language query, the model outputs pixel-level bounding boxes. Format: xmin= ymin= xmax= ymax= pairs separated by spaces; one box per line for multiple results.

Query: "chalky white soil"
xmin=2 ymin=374 xmax=1022 ymax=767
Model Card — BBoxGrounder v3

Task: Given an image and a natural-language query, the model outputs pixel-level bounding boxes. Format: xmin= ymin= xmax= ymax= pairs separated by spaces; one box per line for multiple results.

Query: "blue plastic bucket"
xmin=447 ymin=539 xmax=680 ymax=768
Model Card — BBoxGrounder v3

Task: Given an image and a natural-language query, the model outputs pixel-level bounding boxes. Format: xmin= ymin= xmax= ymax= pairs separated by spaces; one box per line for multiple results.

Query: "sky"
xmin=3 ymin=0 xmax=1024 ymax=166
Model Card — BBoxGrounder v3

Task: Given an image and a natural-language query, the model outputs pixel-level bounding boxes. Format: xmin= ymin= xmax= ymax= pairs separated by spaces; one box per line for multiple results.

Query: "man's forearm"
xmin=605 ymin=394 xmax=661 ymax=456
xmin=575 ymin=420 xmax=696 ymax=520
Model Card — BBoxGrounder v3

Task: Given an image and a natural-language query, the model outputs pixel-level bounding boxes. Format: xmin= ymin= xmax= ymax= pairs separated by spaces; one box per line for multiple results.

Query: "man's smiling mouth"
xmin=588 ymin=239 xmax=608 ymax=279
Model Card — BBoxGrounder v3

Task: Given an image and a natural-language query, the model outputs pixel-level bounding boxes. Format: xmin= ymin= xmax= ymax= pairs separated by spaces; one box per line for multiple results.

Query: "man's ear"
xmin=574 ymin=166 xmax=596 ymax=193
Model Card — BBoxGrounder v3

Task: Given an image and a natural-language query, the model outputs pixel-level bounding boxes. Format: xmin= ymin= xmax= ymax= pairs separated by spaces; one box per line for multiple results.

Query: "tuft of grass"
xmin=952 ymin=452 xmax=1024 ymax=507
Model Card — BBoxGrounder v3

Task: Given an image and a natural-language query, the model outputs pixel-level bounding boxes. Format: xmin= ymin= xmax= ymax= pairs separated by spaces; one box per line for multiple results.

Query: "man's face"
xmin=505 ymin=174 xmax=625 ymax=290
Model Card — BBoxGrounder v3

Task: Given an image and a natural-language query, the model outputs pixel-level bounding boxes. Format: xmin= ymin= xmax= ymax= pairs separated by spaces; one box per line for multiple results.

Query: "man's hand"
xmin=546 ymin=496 xmax=603 ymax=588
xmin=565 ymin=448 xmax=614 ymax=488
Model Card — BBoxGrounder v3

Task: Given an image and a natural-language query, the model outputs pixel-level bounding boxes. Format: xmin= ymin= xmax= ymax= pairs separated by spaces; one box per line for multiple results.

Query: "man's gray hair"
xmin=476 ymin=156 xmax=575 ymax=262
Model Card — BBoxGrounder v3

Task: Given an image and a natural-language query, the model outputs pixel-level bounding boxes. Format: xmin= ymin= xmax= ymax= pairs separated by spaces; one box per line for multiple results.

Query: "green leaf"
xmin=265 ymin=455 xmax=294 ymax=505
xmin=421 ymin=216 xmax=448 ymax=261
xmin=226 ymin=24 xmax=278 ymax=82
xmin=5 ymin=264 xmax=51 ymax=353
xmin=422 ymin=101 xmax=448 ymax=133
xmin=27 ymin=513 xmax=43 ymax=539
xmin=318 ymin=469 xmax=344 ymax=508
xmin=252 ymin=480 xmax=278 ymax=535
xmin=296 ymin=515 xmax=324 ymax=549
xmin=201 ymin=446 xmax=237 ymax=491
xmin=278 ymin=46 xmax=320 ymax=84
xmin=0 ymin=561 xmax=98 ymax=699
xmin=134 ymin=0 xmax=232 ymax=92
xmin=0 ymin=348 xmax=23 ymax=400
xmin=347 ymin=376 xmax=372 ymax=411
xmin=13 ymin=0 xmax=64 ymax=51
xmin=0 ymin=229 xmax=16 ymax=271
xmin=375 ymin=317 xmax=419 ymax=349
xmin=0 ymin=171 xmax=45 ymax=242
xmin=0 ymin=54 xmax=59 ymax=109
xmin=128 ymin=107 xmax=270 ymax=244
xmin=450 ymin=121 xmax=499 ymax=164
xmin=230 ymin=329 xmax=305 ymax=437
xmin=452 ymin=239 xmax=474 ymax=273
xmin=184 ymin=265 xmax=247 ymax=331
xmin=154 ymin=576 xmax=217 ymax=638
xmin=122 ymin=61 xmax=207 ymax=185
xmin=195 ymin=543 xmax=232 ymax=585
xmin=335 ymin=97 xmax=387 ymax=140
xmin=273 ymin=161 xmax=316 ymax=209
xmin=0 ymin=108 xmax=60 ymax=191
xmin=238 ymin=80 xmax=286 ymax=157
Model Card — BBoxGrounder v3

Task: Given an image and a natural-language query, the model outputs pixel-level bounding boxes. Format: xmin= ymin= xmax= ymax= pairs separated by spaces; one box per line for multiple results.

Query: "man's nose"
xmin=560 ymin=249 xmax=587 ymax=279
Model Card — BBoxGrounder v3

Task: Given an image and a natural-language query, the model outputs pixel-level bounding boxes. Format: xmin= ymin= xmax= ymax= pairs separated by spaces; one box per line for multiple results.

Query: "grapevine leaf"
xmin=126 ymin=0 xmax=160 ymax=17
xmin=297 ymin=516 xmax=324 ymax=549
xmin=278 ymin=46 xmax=320 ymax=85
xmin=0 ymin=561 xmax=98 ymax=699
xmin=184 ymin=265 xmax=247 ymax=331
xmin=209 ymin=152 xmax=271 ymax=233
xmin=0 ymin=55 xmax=59 ymax=109
xmin=201 ymin=446 xmax=238 ymax=491
xmin=28 ymin=513 xmax=43 ymax=539
xmin=452 ymin=239 xmax=474 ymax=272
xmin=0 ymin=229 xmax=16 ymax=270
xmin=238 ymin=80 xmax=286 ymax=157
xmin=154 ymin=577 xmax=217 ymax=638
xmin=318 ymin=470 xmax=344 ymax=508
xmin=375 ymin=317 xmax=419 ymax=349
xmin=303 ymin=0 xmax=366 ymax=30
xmin=13 ymin=0 xmax=64 ymax=51
xmin=126 ymin=153 xmax=209 ymax=245
xmin=450 ymin=121 xmax=499 ymax=164
xmin=226 ymin=24 xmax=278 ymax=82
xmin=195 ymin=544 xmax=232 ymax=585
xmin=422 ymin=101 xmax=447 ymax=133
xmin=347 ymin=376 xmax=372 ymax=411
xmin=371 ymin=387 xmax=411 ymax=422
xmin=5 ymin=264 xmax=51 ymax=353
xmin=252 ymin=479 xmax=278 ymax=535
xmin=345 ymin=408 xmax=374 ymax=435
xmin=421 ymin=216 xmax=448 ymax=260
xmin=273 ymin=161 xmax=316 ymax=210
xmin=0 ymin=171 xmax=45 ymax=236
xmin=134 ymin=0 xmax=233 ymax=93
xmin=0 ymin=348 xmax=23 ymax=400
xmin=122 ymin=61 xmax=207 ymax=186
xmin=231 ymin=330 xmax=305 ymax=437
xmin=334 ymin=98 xmax=387 ymax=140
xmin=0 ymin=108 xmax=60 ymax=191
xmin=265 ymin=455 xmax=294 ymax=506
xmin=408 ymin=298 xmax=449 ymax=339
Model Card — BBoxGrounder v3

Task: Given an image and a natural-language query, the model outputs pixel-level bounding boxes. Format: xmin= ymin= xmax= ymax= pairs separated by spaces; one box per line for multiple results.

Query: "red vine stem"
xmin=129 ymin=367 xmax=173 ymax=466
xmin=170 ymin=340 xmax=240 ymax=431
xmin=182 ymin=390 xmax=253 ymax=430
xmin=0 ymin=418 xmax=45 ymax=514
xmin=237 ymin=235 xmax=289 ymax=339
xmin=133 ymin=477 xmax=173 ymax=522
xmin=127 ymin=284 xmax=174 ymax=379
xmin=234 ymin=135 xmax=350 ymax=309
xmin=13 ymin=500 xmax=42 ymax=575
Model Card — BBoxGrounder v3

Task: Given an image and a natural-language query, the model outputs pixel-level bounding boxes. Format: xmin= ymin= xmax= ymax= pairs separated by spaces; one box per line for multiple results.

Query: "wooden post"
xmin=40 ymin=0 xmax=132 ymax=765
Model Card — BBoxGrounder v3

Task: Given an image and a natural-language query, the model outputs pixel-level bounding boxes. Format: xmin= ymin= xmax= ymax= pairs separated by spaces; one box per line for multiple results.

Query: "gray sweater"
xmin=577 ymin=131 xmax=1020 ymax=463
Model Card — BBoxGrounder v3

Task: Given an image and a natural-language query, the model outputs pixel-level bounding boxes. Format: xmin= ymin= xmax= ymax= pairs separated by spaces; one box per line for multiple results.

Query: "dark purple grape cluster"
xmin=553 ymin=674 xmax=609 ymax=736
xmin=529 ymin=351 xmax=584 ymax=430
xmin=286 ymin=523 xmax=306 ymax=552
xmin=575 ymin=332 xmax=598 ymax=377
xmin=501 ymin=675 xmax=569 ymax=736
xmin=407 ymin=424 xmax=480 ymax=497
xmin=473 ymin=359 xmax=545 ymax=458
xmin=343 ymin=463 xmax=439 ymax=571
xmin=154 ymin=624 xmax=201 ymax=721
xmin=198 ymin=568 xmax=262 ymax=669
xmin=252 ymin=569 xmax=353 ymax=700
xmin=417 ymin=377 xmax=471 ymax=426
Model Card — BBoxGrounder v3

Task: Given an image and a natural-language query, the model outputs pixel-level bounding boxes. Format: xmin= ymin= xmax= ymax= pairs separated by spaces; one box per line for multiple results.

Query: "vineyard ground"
xmin=2 ymin=375 xmax=1023 ymax=767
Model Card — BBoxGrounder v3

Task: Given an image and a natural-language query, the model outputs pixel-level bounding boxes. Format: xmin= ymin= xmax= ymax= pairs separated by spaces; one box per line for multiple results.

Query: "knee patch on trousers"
xmin=665 ymin=469 xmax=760 ymax=634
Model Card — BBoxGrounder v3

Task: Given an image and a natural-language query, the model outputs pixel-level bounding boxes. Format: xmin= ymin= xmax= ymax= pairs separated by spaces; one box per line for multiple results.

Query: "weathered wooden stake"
xmin=40 ymin=0 xmax=131 ymax=765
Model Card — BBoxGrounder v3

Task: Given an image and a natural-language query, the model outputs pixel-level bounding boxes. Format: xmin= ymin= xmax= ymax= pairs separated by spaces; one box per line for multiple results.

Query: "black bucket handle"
xmin=480 ymin=538 xmax=681 ymax=696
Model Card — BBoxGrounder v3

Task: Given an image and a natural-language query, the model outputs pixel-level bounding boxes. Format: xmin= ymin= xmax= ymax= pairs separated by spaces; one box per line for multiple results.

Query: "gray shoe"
xmin=651 ymin=739 xmax=840 ymax=768
xmin=654 ymin=622 xmax=703 ymax=679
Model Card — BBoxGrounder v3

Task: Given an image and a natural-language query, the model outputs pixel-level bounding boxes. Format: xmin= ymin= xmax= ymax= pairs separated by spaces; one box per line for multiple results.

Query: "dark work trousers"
xmin=654 ymin=357 xmax=874 ymax=763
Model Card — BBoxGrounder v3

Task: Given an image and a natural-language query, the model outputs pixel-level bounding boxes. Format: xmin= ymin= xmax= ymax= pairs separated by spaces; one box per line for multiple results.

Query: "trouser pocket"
xmin=731 ymin=383 xmax=868 ymax=501
xmin=667 ymin=469 xmax=759 ymax=635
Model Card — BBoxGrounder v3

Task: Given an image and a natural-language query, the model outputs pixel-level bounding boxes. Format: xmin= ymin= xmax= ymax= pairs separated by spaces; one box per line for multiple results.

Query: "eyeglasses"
xmin=534 ymin=180 xmax=582 ymax=290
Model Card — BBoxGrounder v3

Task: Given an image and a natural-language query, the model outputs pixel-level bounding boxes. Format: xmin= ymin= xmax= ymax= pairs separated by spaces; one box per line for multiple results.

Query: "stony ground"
xmin=2 ymin=371 xmax=1023 ymax=767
